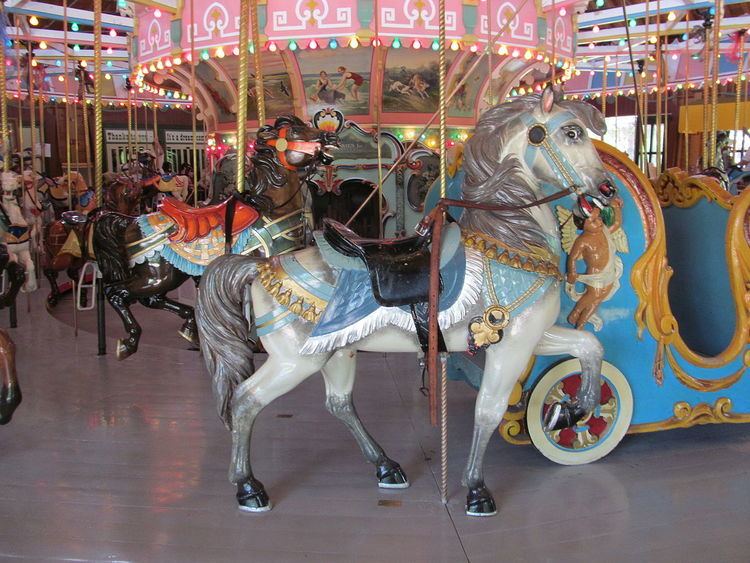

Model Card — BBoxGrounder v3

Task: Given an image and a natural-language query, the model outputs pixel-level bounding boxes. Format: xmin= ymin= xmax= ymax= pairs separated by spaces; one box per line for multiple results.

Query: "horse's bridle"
xmin=267 ymin=127 xmax=323 ymax=171
xmin=521 ymin=111 xmax=587 ymax=194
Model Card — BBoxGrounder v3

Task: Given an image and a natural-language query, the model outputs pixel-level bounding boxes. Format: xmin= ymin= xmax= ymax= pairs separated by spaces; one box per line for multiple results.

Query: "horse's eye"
xmin=565 ymin=126 xmax=584 ymax=141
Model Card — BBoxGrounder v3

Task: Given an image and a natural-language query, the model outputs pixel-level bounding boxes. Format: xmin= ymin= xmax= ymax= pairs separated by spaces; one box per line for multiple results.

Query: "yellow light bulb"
xmin=29 ymin=16 xmax=39 ymax=26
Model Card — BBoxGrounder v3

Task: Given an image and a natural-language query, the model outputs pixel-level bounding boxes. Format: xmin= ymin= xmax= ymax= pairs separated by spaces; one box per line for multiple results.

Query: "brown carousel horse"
xmin=43 ymin=174 xmax=144 ymax=307
xmin=92 ymin=115 xmax=338 ymax=359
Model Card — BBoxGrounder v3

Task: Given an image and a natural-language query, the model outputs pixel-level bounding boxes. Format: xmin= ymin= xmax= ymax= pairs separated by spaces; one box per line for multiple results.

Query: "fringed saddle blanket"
xmin=256 ymin=227 xmax=563 ymax=355
xmin=128 ymin=209 xmax=304 ymax=277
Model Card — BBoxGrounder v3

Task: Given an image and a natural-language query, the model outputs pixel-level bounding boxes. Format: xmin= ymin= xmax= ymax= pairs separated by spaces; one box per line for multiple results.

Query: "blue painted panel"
xmin=663 ymin=201 xmax=734 ymax=357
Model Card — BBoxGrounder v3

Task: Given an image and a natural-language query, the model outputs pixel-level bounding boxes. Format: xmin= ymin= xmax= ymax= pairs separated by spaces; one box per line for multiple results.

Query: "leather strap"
xmin=224 ymin=195 xmax=238 ymax=254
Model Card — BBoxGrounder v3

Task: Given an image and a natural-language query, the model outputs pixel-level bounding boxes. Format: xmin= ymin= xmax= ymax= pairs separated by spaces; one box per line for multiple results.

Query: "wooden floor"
xmin=2 ymin=288 xmax=750 ymax=562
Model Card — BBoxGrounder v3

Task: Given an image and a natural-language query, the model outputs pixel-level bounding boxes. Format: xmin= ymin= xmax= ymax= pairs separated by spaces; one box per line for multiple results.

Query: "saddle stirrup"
xmin=77 ymin=261 xmax=100 ymax=312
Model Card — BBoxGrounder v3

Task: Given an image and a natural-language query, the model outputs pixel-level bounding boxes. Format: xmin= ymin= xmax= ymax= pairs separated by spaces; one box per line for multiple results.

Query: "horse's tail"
xmin=196 ymin=254 xmax=261 ymax=429
xmin=92 ymin=212 xmax=134 ymax=284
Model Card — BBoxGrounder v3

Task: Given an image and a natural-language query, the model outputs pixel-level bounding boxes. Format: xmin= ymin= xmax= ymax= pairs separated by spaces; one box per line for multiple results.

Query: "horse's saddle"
xmin=323 ymin=219 xmax=435 ymax=307
xmin=322 ymin=218 xmax=454 ymax=352
xmin=160 ymin=197 xmax=260 ymax=243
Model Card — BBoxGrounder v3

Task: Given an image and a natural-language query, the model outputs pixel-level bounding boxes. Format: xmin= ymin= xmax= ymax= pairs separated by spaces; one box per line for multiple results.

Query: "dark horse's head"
xmin=103 ymin=172 xmax=143 ymax=215
xmin=256 ymin=115 xmax=339 ymax=173
xmin=236 ymin=115 xmax=339 ymax=210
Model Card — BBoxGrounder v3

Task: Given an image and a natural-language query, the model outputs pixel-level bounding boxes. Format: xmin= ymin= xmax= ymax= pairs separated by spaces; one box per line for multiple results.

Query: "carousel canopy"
xmin=1 ymin=1 xmax=749 ymax=130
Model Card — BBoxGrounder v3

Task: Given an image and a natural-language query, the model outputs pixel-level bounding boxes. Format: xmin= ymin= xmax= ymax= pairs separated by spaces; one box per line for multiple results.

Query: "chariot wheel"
xmin=527 ymin=359 xmax=633 ymax=465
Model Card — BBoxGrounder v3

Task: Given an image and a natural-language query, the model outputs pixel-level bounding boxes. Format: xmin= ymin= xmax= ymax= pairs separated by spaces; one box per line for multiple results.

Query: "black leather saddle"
xmin=323 ymin=218 xmax=435 ymax=307
xmin=322 ymin=218 xmax=445 ymax=352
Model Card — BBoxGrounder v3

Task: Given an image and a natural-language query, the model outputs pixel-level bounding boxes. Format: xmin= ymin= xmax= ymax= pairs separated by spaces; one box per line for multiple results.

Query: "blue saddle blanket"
xmin=311 ymin=242 xmax=467 ymax=338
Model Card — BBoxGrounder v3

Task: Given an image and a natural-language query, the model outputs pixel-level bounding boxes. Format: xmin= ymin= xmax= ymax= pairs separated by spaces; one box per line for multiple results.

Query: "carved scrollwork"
xmin=629 ymin=398 xmax=750 ymax=434
xmin=654 ymin=168 xmax=733 ymax=210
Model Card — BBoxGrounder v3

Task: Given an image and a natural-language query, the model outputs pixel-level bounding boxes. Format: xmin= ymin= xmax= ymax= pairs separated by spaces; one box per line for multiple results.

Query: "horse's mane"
xmin=459 ymin=94 xmax=604 ymax=253
xmin=243 ymin=115 xmax=315 ymax=212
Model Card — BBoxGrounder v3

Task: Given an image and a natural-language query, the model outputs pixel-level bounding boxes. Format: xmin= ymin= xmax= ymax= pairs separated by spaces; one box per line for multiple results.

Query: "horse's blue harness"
xmin=520 ymin=111 xmax=587 ymax=193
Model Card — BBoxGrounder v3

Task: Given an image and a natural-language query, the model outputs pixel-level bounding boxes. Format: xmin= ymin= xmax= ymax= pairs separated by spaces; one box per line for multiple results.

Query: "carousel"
xmin=0 ymin=0 xmax=749 ymax=559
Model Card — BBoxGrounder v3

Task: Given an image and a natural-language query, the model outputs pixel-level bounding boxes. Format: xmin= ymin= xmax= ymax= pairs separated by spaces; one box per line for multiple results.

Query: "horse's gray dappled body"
xmin=197 ymin=87 xmax=615 ymax=516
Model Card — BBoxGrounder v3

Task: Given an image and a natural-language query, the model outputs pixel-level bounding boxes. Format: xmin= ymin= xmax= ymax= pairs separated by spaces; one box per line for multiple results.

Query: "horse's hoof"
xmin=237 ymin=478 xmax=271 ymax=513
xmin=0 ymin=388 xmax=21 ymax=425
xmin=544 ymin=401 xmax=587 ymax=431
xmin=116 ymin=340 xmax=135 ymax=361
xmin=466 ymin=485 xmax=497 ymax=517
xmin=376 ymin=457 xmax=409 ymax=489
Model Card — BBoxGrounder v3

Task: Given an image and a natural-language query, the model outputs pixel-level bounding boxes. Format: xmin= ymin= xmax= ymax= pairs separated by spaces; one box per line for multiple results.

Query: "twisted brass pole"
xmin=190 ymin=0 xmax=199 ymax=205
xmin=93 ymin=0 xmax=103 ymax=205
xmin=735 ymin=31 xmax=746 ymax=152
xmin=702 ymin=20 xmax=711 ymax=167
xmin=64 ymin=0 xmax=72 ymax=195
xmin=709 ymin=0 xmax=722 ymax=167
xmin=250 ymin=0 xmax=265 ymax=125
xmin=0 ymin=4 xmax=9 ymax=173
xmin=437 ymin=0 xmax=448 ymax=507
xmin=236 ymin=0 xmax=250 ymax=192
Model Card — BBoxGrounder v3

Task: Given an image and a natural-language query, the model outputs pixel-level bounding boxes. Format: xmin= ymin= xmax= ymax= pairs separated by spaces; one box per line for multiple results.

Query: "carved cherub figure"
xmin=557 ymin=198 xmax=627 ymax=330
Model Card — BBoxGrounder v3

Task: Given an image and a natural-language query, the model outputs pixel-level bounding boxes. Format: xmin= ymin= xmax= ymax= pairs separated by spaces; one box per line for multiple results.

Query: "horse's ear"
xmin=540 ymin=85 xmax=555 ymax=114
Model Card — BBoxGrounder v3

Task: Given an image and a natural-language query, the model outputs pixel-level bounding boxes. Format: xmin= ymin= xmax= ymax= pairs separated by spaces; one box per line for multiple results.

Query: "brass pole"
xmin=0 ymin=3 xmax=9 ymax=173
xmin=127 ymin=83 xmax=132 ymax=166
xmin=437 ymin=0 xmax=448 ymax=506
xmin=709 ymin=0 xmax=722 ymax=167
xmin=63 ymin=0 xmax=72 ymax=206
xmin=37 ymin=70 xmax=45 ymax=172
xmin=81 ymin=78 xmax=92 ymax=175
xmin=15 ymin=17 xmax=23 ymax=164
xmin=250 ymin=0 xmax=265 ymax=125
xmin=27 ymin=41 xmax=37 ymax=177
xmin=684 ymin=16 xmax=690 ymax=170
xmin=655 ymin=1 xmax=662 ymax=174
xmin=93 ymin=0 xmax=103 ymax=205
xmin=190 ymin=0 xmax=199 ymax=205
xmin=601 ymin=57 xmax=608 ymax=139
xmin=236 ymin=0 xmax=250 ymax=192
xmin=702 ymin=19 xmax=711 ymax=167
xmin=375 ymin=0 xmax=383 ymax=237
xmin=735 ymin=32 xmax=746 ymax=153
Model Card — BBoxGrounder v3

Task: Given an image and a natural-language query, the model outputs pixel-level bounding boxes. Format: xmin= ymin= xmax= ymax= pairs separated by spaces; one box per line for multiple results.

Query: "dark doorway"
xmin=310 ymin=179 xmax=384 ymax=238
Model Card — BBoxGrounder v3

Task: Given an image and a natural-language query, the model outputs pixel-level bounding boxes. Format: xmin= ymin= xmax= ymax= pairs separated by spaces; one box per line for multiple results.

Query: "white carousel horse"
xmin=196 ymin=87 xmax=617 ymax=516
xmin=1 ymin=172 xmax=37 ymax=292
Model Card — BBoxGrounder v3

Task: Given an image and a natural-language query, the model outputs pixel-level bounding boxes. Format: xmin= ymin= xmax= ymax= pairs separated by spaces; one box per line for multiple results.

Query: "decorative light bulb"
xmin=71 ymin=22 xmax=79 ymax=32
xmin=392 ymin=37 xmax=401 ymax=49
xmin=80 ymin=60 xmax=87 ymax=68
xmin=667 ymin=11 xmax=676 ymax=22
xmin=592 ymin=25 xmax=600 ymax=33
xmin=39 ymin=40 xmax=47 ymax=49
xmin=29 ymin=16 xmax=39 ymax=26
xmin=154 ymin=9 xmax=162 ymax=18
